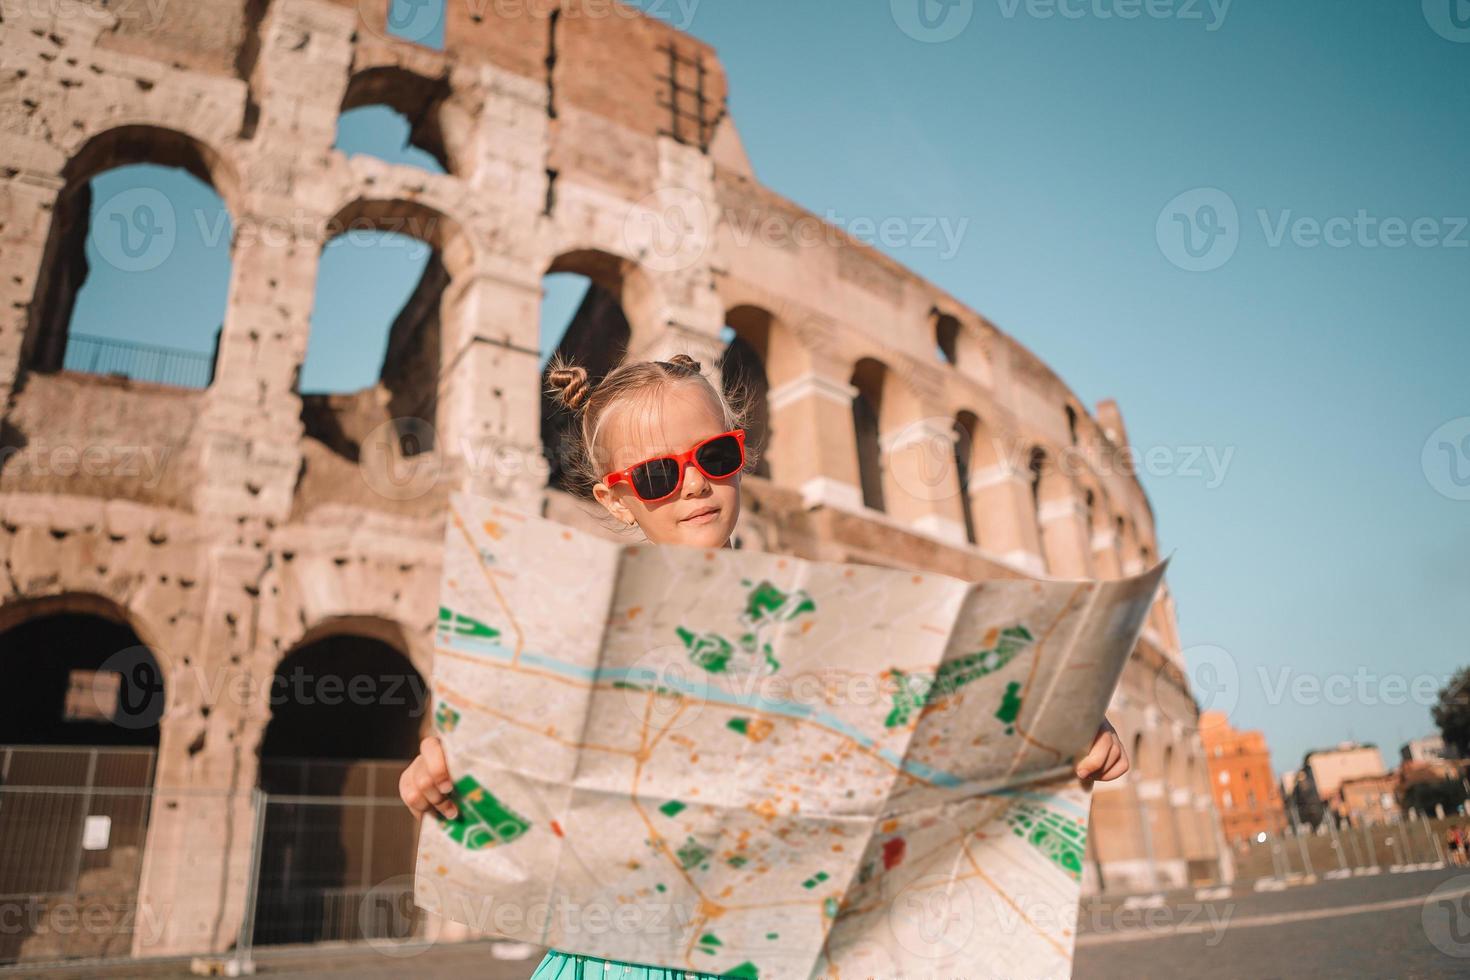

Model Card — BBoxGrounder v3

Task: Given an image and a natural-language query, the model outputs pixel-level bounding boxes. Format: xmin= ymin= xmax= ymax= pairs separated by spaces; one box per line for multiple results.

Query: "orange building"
xmin=1200 ymin=711 xmax=1288 ymax=843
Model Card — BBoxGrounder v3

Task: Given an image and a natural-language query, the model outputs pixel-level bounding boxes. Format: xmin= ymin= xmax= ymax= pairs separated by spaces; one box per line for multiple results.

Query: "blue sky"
xmin=65 ymin=0 xmax=1469 ymax=775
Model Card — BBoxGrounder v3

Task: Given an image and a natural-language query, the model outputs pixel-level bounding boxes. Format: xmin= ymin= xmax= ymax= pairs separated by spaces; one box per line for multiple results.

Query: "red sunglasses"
xmin=602 ymin=429 xmax=746 ymax=503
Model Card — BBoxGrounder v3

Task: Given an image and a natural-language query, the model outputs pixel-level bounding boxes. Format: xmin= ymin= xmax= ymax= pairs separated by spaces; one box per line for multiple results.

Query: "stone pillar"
xmin=192 ymin=203 xmax=313 ymax=520
xmin=436 ymin=269 xmax=546 ymax=512
xmin=0 ymin=174 xmax=64 ymax=411
xmin=966 ymin=465 xmax=1043 ymax=576
xmin=1090 ymin=525 xmax=1123 ymax=579
xmin=133 ymin=547 xmax=267 ymax=957
xmin=879 ymin=416 xmax=968 ymax=546
xmin=766 ymin=369 xmax=863 ymax=512
xmin=1038 ymin=495 xmax=1094 ymax=577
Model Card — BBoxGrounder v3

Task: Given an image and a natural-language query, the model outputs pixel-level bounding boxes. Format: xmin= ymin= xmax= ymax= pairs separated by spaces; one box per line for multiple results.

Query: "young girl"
xmin=399 ymin=351 xmax=1131 ymax=978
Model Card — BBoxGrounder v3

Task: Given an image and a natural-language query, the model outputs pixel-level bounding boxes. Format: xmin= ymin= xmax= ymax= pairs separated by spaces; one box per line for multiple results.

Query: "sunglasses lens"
xmin=695 ymin=434 xmax=743 ymax=477
xmin=631 ymin=457 xmax=680 ymax=500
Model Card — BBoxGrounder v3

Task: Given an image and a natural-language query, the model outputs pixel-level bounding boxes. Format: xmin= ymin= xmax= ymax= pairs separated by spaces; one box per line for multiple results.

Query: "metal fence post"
xmin=232 ymin=788 xmax=268 ymax=976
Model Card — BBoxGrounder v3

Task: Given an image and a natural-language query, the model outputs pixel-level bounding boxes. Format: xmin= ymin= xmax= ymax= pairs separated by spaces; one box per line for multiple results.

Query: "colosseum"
xmin=0 ymin=0 xmax=1230 ymax=965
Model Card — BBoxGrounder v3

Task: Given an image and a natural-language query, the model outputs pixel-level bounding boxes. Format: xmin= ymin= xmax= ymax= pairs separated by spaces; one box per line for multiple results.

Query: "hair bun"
xmin=665 ymin=353 xmax=702 ymax=373
xmin=546 ymin=363 xmax=592 ymax=413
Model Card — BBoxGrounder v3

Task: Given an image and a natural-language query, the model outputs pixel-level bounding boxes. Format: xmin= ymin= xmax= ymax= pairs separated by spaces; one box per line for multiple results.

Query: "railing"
xmin=61 ymin=332 xmax=218 ymax=389
xmin=0 ymin=749 xmax=431 ymax=971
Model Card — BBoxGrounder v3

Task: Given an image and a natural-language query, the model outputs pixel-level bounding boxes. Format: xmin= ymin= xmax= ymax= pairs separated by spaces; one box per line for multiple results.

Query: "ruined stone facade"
xmin=0 ymin=0 xmax=1228 ymax=960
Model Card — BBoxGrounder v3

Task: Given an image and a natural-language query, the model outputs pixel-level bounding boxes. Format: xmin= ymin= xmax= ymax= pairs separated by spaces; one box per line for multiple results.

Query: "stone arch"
xmin=1030 ymin=447 xmax=1076 ymax=573
xmin=0 ymin=593 xmax=167 ymax=749
xmin=298 ymin=196 xmax=474 ymax=459
xmin=850 ymin=357 xmax=892 ymax=512
xmin=24 ymin=124 xmax=241 ymax=384
xmin=720 ymin=306 xmax=773 ymax=479
xmin=254 ymin=620 xmax=427 ymax=946
xmin=539 ymin=248 xmax=665 ymax=493
xmin=339 ymin=66 xmax=457 ymax=174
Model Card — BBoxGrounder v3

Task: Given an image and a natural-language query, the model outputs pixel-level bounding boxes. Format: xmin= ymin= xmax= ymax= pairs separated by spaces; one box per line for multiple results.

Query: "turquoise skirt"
xmin=529 ymin=948 xmax=725 ymax=979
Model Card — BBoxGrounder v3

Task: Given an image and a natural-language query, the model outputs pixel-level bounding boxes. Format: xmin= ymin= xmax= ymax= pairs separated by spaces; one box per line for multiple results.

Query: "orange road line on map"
xmin=450 ymin=505 xmax=526 ymax=666
xmin=958 ymin=836 xmax=1067 ymax=957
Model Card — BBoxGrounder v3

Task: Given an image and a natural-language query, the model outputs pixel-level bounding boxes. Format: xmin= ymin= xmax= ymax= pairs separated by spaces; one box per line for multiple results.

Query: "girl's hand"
xmin=399 ymin=735 xmax=459 ymax=821
xmin=1075 ymin=717 xmax=1129 ymax=783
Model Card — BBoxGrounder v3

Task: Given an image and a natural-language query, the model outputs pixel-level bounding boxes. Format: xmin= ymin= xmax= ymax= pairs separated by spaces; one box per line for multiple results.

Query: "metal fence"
xmin=0 ymin=748 xmax=433 ymax=972
xmin=1232 ymin=810 xmax=1452 ymax=884
xmin=62 ymin=332 xmax=218 ymax=389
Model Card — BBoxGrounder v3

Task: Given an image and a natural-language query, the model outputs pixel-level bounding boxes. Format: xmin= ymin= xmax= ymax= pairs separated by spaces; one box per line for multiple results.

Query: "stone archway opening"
xmin=24 ymin=125 xmax=235 ymax=390
xmin=0 ymin=597 xmax=164 ymax=964
xmin=539 ymin=250 xmax=642 ymax=496
xmin=253 ymin=627 xmax=427 ymax=947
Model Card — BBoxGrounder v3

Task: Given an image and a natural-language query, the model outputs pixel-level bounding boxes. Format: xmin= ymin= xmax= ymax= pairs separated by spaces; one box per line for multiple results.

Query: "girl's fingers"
xmin=399 ymin=765 xmax=428 ymax=818
xmin=416 ymin=770 xmax=459 ymax=820
xmin=1075 ymin=729 xmax=1112 ymax=777
xmin=421 ymin=736 xmax=455 ymax=795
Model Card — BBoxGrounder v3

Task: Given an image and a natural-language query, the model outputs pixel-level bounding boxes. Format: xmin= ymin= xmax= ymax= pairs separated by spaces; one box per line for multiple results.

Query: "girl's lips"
xmin=681 ymin=507 xmax=719 ymax=525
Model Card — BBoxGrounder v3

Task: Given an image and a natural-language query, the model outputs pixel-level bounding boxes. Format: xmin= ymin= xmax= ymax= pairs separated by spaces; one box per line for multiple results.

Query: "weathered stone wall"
xmin=0 ymin=0 xmax=1223 ymax=958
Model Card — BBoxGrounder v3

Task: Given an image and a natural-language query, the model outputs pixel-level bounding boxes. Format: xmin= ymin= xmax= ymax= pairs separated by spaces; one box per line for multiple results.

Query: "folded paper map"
xmin=414 ymin=492 xmax=1169 ymax=979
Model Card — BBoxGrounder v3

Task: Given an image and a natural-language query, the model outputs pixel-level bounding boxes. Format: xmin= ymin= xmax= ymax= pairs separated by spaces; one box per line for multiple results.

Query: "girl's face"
xmin=591 ymin=383 xmax=741 ymax=549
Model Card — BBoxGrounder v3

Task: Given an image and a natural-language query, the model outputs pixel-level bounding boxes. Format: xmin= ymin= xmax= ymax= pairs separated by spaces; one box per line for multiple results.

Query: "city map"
xmin=414 ymin=492 xmax=1168 ymax=979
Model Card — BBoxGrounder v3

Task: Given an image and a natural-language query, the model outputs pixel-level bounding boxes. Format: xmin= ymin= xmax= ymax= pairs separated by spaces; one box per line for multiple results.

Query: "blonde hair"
xmin=543 ymin=351 xmax=758 ymax=503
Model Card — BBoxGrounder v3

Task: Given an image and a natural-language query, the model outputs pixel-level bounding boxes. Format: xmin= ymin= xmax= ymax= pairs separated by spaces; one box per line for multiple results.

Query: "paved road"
xmin=18 ymin=868 xmax=1470 ymax=979
xmin=1075 ymin=867 xmax=1470 ymax=980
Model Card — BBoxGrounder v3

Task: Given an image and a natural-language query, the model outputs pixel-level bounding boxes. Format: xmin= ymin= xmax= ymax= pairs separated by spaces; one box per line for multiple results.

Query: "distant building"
xmin=1402 ymin=734 xmax=1448 ymax=763
xmin=1336 ymin=774 xmax=1400 ymax=825
xmin=1294 ymin=743 xmax=1386 ymax=824
xmin=1199 ymin=711 xmax=1288 ymax=843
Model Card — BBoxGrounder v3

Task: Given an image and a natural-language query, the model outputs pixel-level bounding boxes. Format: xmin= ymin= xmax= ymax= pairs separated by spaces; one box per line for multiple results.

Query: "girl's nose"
xmin=682 ymin=460 xmax=709 ymax=495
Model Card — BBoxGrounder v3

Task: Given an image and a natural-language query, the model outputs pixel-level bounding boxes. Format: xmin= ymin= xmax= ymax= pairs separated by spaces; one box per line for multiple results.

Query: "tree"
xmin=1432 ymin=667 xmax=1470 ymax=758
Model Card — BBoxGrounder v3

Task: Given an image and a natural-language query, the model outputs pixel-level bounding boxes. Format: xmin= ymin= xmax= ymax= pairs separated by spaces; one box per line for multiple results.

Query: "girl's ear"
xmin=592 ymin=480 xmax=637 ymax=527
